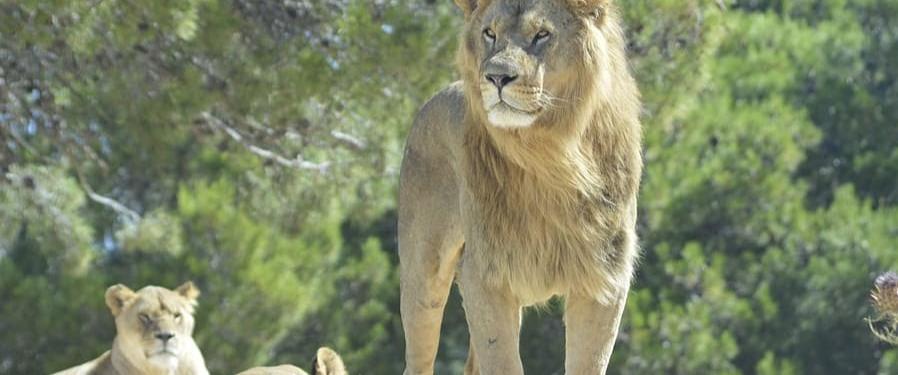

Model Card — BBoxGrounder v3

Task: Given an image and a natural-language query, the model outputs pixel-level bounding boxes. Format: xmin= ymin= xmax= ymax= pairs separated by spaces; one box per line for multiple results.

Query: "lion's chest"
xmin=463 ymin=173 xmax=630 ymax=304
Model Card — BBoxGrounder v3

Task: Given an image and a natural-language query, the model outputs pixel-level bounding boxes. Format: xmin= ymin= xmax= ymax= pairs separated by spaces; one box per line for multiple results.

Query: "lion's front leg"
xmin=563 ymin=291 xmax=629 ymax=375
xmin=458 ymin=258 xmax=524 ymax=375
xmin=399 ymin=232 xmax=462 ymax=375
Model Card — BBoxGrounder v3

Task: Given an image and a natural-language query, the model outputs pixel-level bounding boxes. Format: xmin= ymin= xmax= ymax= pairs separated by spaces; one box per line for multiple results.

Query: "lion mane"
xmin=399 ymin=0 xmax=641 ymax=374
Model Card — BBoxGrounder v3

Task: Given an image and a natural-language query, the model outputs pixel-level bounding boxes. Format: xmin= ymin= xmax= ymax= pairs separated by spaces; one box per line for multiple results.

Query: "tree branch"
xmin=200 ymin=112 xmax=330 ymax=173
xmin=331 ymin=130 xmax=366 ymax=150
xmin=74 ymin=170 xmax=141 ymax=224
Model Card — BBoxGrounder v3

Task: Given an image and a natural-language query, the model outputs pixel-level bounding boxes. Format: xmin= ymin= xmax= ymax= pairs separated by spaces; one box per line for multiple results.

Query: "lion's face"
xmin=105 ymin=282 xmax=201 ymax=372
xmin=458 ymin=0 xmax=608 ymax=129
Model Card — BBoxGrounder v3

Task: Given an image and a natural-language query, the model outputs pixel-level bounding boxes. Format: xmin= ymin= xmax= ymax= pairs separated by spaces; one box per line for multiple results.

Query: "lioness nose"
xmin=156 ymin=332 xmax=174 ymax=342
xmin=485 ymin=74 xmax=517 ymax=90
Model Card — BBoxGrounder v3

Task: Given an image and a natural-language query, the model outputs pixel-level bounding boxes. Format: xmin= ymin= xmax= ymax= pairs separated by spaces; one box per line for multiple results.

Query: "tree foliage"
xmin=1 ymin=0 xmax=896 ymax=374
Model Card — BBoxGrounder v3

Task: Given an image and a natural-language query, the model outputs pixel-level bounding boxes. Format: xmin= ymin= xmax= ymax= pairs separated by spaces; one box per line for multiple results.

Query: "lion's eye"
xmin=533 ymin=30 xmax=551 ymax=45
xmin=174 ymin=312 xmax=182 ymax=321
xmin=483 ymin=28 xmax=496 ymax=42
xmin=139 ymin=313 xmax=151 ymax=324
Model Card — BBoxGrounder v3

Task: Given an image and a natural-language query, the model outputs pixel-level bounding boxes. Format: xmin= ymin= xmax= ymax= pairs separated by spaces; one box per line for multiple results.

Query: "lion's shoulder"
xmin=409 ymin=82 xmax=466 ymax=145
xmin=403 ymin=81 xmax=468 ymax=172
xmin=415 ymin=81 xmax=466 ymax=126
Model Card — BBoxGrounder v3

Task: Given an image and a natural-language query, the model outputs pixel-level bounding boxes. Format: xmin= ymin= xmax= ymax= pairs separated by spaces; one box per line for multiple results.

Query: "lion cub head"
xmin=455 ymin=0 xmax=622 ymax=129
xmin=105 ymin=281 xmax=206 ymax=373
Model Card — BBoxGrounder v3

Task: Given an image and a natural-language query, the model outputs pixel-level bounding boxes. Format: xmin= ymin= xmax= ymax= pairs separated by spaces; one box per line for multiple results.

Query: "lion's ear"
xmin=453 ymin=0 xmax=479 ymax=17
xmin=311 ymin=347 xmax=346 ymax=375
xmin=570 ymin=0 xmax=610 ymax=20
xmin=175 ymin=281 xmax=201 ymax=302
xmin=105 ymin=284 xmax=137 ymax=317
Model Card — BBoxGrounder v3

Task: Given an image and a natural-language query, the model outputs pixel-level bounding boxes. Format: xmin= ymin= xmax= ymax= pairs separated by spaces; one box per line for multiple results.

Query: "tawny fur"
xmin=400 ymin=0 xmax=641 ymax=374
xmin=51 ymin=282 xmax=209 ymax=375
xmin=237 ymin=347 xmax=347 ymax=375
xmin=457 ymin=0 xmax=641 ymax=305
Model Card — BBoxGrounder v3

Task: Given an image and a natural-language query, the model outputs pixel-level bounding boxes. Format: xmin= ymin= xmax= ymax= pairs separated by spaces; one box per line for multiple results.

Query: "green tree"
xmin=613 ymin=1 xmax=898 ymax=373
xmin=1 ymin=0 xmax=456 ymax=373
xmin=2 ymin=0 xmax=897 ymax=373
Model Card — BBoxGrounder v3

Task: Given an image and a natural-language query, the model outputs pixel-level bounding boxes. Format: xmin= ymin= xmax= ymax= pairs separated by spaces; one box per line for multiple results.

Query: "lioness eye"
xmin=483 ymin=28 xmax=496 ymax=42
xmin=139 ymin=313 xmax=151 ymax=324
xmin=533 ymin=30 xmax=551 ymax=44
xmin=174 ymin=312 xmax=182 ymax=320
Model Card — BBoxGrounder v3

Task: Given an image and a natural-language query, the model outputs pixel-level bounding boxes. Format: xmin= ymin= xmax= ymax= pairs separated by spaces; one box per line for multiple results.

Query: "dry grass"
xmin=868 ymin=272 xmax=898 ymax=344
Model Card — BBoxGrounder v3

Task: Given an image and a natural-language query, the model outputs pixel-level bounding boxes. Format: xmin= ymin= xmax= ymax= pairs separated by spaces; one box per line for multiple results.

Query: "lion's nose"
xmin=485 ymin=74 xmax=517 ymax=90
xmin=156 ymin=332 xmax=175 ymax=343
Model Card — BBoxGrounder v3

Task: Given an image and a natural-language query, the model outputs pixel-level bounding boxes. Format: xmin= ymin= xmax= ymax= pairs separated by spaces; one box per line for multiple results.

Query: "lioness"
xmin=398 ymin=0 xmax=641 ymax=374
xmin=236 ymin=347 xmax=347 ymax=375
xmin=52 ymin=282 xmax=209 ymax=375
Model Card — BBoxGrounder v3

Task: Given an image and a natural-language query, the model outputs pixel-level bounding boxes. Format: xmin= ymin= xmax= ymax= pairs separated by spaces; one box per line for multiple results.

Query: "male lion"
xmin=237 ymin=347 xmax=347 ymax=375
xmin=52 ymin=282 xmax=209 ymax=375
xmin=398 ymin=0 xmax=641 ymax=374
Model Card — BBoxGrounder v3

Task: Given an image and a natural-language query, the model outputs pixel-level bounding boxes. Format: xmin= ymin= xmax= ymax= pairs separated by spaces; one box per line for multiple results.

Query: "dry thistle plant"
xmin=868 ymin=271 xmax=898 ymax=344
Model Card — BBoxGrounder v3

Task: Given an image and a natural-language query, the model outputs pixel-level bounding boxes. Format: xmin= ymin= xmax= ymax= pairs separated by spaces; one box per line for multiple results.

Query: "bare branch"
xmin=331 ymin=130 xmax=367 ymax=150
xmin=715 ymin=0 xmax=727 ymax=10
xmin=84 ymin=188 xmax=141 ymax=224
xmin=1 ymin=118 xmax=135 ymax=223
xmin=201 ymin=112 xmax=330 ymax=173
xmin=75 ymin=171 xmax=141 ymax=224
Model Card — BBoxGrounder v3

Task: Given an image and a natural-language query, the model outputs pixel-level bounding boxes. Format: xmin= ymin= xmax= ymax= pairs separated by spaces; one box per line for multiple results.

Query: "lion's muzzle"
xmin=481 ymin=51 xmax=543 ymax=128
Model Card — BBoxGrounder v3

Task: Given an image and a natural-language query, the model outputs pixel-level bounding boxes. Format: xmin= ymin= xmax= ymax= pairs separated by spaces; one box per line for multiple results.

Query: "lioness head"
xmin=105 ymin=281 xmax=203 ymax=372
xmin=455 ymin=0 xmax=622 ymax=129
xmin=236 ymin=347 xmax=347 ymax=375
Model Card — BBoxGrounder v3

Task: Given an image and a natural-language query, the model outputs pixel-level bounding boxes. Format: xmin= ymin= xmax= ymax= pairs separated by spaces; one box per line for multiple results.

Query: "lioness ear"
xmin=311 ymin=347 xmax=347 ymax=375
xmin=175 ymin=281 xmax=201 ymax=301
xmin=105 ymin=284 xmax=137 ymax=317
xmin=453 ymin=0 xmax=478 ymax=17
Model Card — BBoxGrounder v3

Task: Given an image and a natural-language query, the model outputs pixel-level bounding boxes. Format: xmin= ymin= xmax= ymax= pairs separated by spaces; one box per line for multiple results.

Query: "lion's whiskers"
xmin=538 ymin=90 xmax=567 ymax=109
